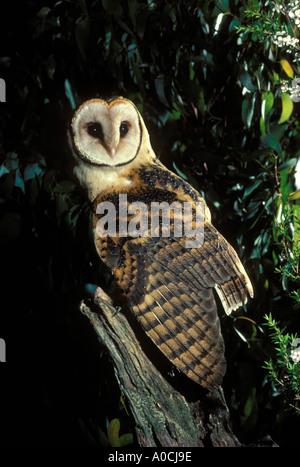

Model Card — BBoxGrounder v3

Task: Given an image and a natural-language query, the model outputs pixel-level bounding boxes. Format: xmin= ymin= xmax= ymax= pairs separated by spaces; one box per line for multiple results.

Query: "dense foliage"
xmin=0 ymin=0 xmax=299 ymax=447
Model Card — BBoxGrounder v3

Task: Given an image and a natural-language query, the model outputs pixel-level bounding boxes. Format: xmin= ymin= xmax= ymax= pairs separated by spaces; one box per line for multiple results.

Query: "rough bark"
xmin=80 ymin=287 xmax=241 ymax=447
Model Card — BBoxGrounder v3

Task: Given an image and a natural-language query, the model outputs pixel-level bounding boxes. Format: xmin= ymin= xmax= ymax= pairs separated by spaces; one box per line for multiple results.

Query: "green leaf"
xmin=265 ymin=92 xmax=274 ymax=115
xmin=173 ymin=162 xmax=188 ymax=180
xmin=278 ymin=158 xmax=297 ymax=172
xmin=107 ymin=418 xmax=133 ymax=447
xmin=107 ymin=419 xmax=121 ymax=447
xmin=233 ymin=325 xmax=249 ymax=344
xmin=263 ymin=123 xmax=288 ymax=152
xmin=119 ymin=433 xmax=134 ymax=446
xmin=0 ymin=165 xmax=9 ymax=178
xmin=278 ymin=93 xmax=293 ymax=124
xmin=196 ymin=90 xmax=205 ymax=114
xmin=260 ymin=91 xmax=274 ymax=137
xmin=15 ymin=169 xmax=25 ymax=193
xmin=243 ymin=178 xmax=263 ymax=198
xmin=4 ymin=152 xmax=19 ymax=170
xmin=242 ymin=94 xmax=256 ymax=128
xmin=155 ymin=75 xmax=169 ymax=107
xmin=239 ymin=71 xmax=258 ymax=92
xmin=259 ymin=116 xmax=265 ymax=138
xmin=281 ymin=59 xmax=294 ymax=79
xmin=243 ymin=387 xmax=257 ymax=419
xmin=261 ymin=91 xmax=274 ymax=123
xmin=64 ymin=79 xmax=76 ymax=109
xmin=24 ymin=163 xmax=43 ymax=182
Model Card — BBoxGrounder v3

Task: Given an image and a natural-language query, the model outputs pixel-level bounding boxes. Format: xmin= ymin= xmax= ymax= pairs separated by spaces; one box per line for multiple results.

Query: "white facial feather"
xmin=71 ymin=98 xmax=142 ymax=167
xmin=70 ymin=97 xmax=155 ymax=201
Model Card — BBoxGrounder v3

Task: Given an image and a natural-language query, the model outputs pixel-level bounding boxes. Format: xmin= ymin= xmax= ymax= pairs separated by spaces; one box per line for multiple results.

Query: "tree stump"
xmin=80 ymin=287 xmax=241 ymax=447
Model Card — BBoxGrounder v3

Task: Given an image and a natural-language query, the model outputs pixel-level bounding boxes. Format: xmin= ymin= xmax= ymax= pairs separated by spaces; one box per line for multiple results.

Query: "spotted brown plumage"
xmin=70 ymin=97 xmax=253 ymax=391
xmin=92 ymin=162 xmax=253 ymax=390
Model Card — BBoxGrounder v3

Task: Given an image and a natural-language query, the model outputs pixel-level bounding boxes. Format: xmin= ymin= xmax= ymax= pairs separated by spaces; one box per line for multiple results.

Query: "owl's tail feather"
xmin=213 ymin=240 xmax=254 ymax=316
xmin=134 ymin=297 xmax=225 ymax=391
xmin=214 ymin=274 xmax=251 ymax=315
xmin=131 ymin=257 xmax=226 ymax=391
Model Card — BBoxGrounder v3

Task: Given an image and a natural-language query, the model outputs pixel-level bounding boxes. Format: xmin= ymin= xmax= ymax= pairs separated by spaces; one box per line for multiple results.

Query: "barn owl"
xmin=69 ymin=96 xmax=253 ymax=391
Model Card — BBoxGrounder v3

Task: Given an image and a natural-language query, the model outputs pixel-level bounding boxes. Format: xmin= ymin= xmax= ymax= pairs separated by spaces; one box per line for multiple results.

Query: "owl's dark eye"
xmin=87 ymin=123 xmax=103 ymax=140
xmin=120 ymin=122 xmax=129 ymax=138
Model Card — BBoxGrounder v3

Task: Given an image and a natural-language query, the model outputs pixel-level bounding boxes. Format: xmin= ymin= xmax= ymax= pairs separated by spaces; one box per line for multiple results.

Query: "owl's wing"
xmin=93 ymin=187 xmax=253 ymax=390
xmin=98 ymin=219 xmax=252 ymax=391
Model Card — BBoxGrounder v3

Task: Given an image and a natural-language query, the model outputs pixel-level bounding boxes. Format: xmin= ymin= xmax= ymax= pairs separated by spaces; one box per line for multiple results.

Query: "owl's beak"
xmin=109 ymin=147 xmax=116 ymax=158
xmin=105 ymin=133 xmax=118 ymax=158
xmin=105 ymin=145 xmax=116 ymax=159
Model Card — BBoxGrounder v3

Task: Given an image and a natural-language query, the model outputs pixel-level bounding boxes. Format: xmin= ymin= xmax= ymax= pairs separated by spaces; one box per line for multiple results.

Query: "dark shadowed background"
xmin=0 ymin=0 xmax=299 ymax=447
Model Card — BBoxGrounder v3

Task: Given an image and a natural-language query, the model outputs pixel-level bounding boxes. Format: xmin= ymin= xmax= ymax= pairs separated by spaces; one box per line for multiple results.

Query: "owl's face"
xmin=70 ymin=96 xmax=157 ymax=201
xmin=71 ymin=97 xmax=143 ymax=167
